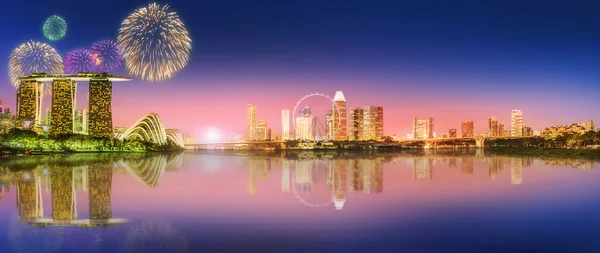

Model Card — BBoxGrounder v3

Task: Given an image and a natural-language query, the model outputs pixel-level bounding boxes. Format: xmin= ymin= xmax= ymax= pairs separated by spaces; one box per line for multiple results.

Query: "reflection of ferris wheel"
xmin=291 ymin=160 xmax=341 ymax=208
xmin=292 ymin=93 xmax=342 ymax=140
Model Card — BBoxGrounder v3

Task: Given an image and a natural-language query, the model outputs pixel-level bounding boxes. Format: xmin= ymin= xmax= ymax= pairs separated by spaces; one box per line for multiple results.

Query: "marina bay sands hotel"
xmin=16 ymin=72 xmax=131 ymax=137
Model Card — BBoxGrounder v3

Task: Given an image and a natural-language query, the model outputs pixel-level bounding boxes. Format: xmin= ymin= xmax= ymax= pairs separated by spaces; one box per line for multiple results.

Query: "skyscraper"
xmin=522 ymin=126 xmax=533 ymax=137
xmin=281 ymin=109 xmax=290 ymax=140
xmin=74 ymin=109 xmax=89 ymax=134
xmin=461 ymin=121 xmax=474 ymax=137
xmin=412 ymin=118 xmax=428 ymax=139
xmin=332 ymin=91 xmax=347 ymax=140
xmin=295 ymin=106 xmax=313 ymax=140
xmin=349 ymin=107 xmax=364 ymax=141
xmin=247 ymin=104 xmax=256 ymax=141
xmin=363 ymin=106 xmax=384 ymax=140
xmin=325 ymin=110 xmax=334 ymax=140
xmin=488 ymin=116 xmax=499 ymax=137
xmin=16 ymin=80 xmax=41 ymax=125
xmin=511 ymin=109 xmax=523 ymax=137
xmin=499 ymin=123 xmax=506 ymax=137
xmin=252 ymin=118 xmax=268 ymax=140
xmin=449 ymin=129 xmax=457 ymax=138
xmin=89 ymin=79 xmax=113 ymax=137
xmin=50 ymin=79 xmax=77 ymax=136
xmin=427 ymin=117 xmax=434 ymax=139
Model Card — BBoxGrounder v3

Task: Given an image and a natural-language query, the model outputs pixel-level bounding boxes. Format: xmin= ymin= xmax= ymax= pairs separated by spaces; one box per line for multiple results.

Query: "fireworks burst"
xmin=89 ymin=39 xmax=123 ymax=72
xmin=43 ymin=15 xmax=67 ymax=41
xmin=118 ymin=3 xmax=192 ymax=81
xmin=64 ymin=49 xmax=96 ymax=74
xmin=8 ymin=40 xmax=63 ymax=88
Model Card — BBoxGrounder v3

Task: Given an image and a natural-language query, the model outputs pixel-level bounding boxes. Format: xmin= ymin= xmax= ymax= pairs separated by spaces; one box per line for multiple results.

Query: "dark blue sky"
xmin=0 ymin=0 xmax=599 ymax=134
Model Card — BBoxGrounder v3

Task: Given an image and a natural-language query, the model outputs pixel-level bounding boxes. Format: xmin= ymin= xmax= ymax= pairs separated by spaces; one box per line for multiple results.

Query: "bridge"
xmin=185 ymin=136 xmax=533 ymax=149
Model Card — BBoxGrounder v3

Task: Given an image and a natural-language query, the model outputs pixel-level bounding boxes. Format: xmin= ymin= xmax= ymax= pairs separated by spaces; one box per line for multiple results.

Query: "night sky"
xmin=0 ymin=0 xmax=599 ymax=140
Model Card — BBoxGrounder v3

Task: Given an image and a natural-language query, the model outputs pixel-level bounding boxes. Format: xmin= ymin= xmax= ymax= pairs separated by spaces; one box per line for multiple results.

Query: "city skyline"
xmin=0 ymin=0 xmax=598 ymax=139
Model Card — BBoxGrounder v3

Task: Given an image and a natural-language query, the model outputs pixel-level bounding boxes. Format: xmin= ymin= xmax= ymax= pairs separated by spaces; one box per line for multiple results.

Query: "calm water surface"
xmin=1 ymin=150 xmax=599 ymax=253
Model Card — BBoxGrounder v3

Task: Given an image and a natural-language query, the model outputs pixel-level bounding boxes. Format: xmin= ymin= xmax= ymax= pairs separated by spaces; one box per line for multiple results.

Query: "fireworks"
xmin=43 ymin=15 xmax=67 ymax=41
xmin=118 ymin=3 xmax=192 ymax=81
xmin=8 ymin=41 xmax=63 ymax=88
xmin=64 ymin=49 xmax=96 ymax=74
xmin=89 ymin=39 xmax=123 ymax=72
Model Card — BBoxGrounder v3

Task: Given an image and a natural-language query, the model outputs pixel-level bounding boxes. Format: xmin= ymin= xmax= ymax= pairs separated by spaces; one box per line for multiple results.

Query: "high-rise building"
xmin=499 ymin=123 xmax=506 ymax=137
xmin=43 ymin=108 xmax=52 ymax=125
xmin=363 ymin=106 xmax=384 ymax=140
xmin=295 ymin=107 xmax=313 ymax=140
xmin=88 ymin=79 xmax=113 ymax=137
xmin=511 ymin=109 xmax=523 ymax=137
xmin=449 ymin=129 xmax=457 ymax=138
xmin=349 ymin=107 xmax=364 ymax=141
xmin=332 ymin=91 xmax=347 ymax=140
xmin=281 ymin=109 xmax=290 ymax=140
xmin=252 ymin=118 xmax=268 ymax=141
xmin=74 ymin=109 xmax=89 ymax=134
xmin=247 ymin=104 xmax=256 ymax=141
xmin=325 ymin=110 xmax=334 ymax=140
xmin=270 ymin=129 xmax=276 ymax=141
xmin=488 ymin=116 xmax=499 ymax=137
xmin=427 ymin=117 xmax=434 ymax=139
xmin=16 ymin=80 xmax=42 ymax=125
xmin=461 ymin=121 xmax=474 ymax=137
xmin=412 ymin=118 xmax=428 ymax=139
xmin=50 ymin=79 xmax=77 ymax=136
xmin=522 ymin=126 xmax=533 ymax=137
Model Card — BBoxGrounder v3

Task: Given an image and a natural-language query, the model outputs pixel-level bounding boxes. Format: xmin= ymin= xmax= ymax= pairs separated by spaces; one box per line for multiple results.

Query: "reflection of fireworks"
xmin=90 ymin=40 xmax=123 ymax=72
xmin=8 ymin=41 xmax=63 ymax=88
xmin=118 ymin=3 xmax=192 ymax=81
xmin=43 ymin=15 xmax=67 ymax=41
xmin=125 ymin=220 xmax=189 ymax=252
xmin=64 ymin=49 xmax=96 ymax=74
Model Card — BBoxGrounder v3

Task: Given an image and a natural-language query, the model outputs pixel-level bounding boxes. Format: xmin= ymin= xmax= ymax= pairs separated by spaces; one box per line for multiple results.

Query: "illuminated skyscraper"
xmin=522 ymin=126 xmax=533 ymax=137
xmin=449 ymin=129 xmax=457 ymax=138
xmin=461 ymin=121 xmax=474 ymax=137
xmin=295 ymin=106 xmax=313 ymax=140
xmin=363 ymin=106 xmax=384 ymax=140
xmin=412 ymin=118 xmax=427 ymax=139
xmin=16 ymin=80 xmax=42 ymax=125
xmin=511 ymin=109 xmax=523 ymax=137
xmin=325 ymin=110 xmax=334 ymax=140
xmin=89 ymin=79 xmax=113 ymax=137
xmin=50 ymin=79 xmax=77 ymax=136
xmin=252 ymin=118 xmax=268 ymax=140
xmin=247 ymin=104 xmax=256 ymax=141
xmin=427 ymin=117 xmax=434 ymax=139
xmin=349 ymin=107 xmax=364 ymax=141
xmin=489 ymin=116 xmax=499 ymax=137
xmin=332 ymin=91 xmax=347 ymax=140
xmin=499 ymin=123 xmax=506 ymax=137
xmin=281 ymin=109 xmax=290 ymax=140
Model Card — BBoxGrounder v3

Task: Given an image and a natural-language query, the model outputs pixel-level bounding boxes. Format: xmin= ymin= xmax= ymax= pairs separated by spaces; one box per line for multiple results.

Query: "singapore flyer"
xmin=291 ymin=159 xmax=342 ymax=209
xmin=292 ymin=93 xmax=342 ymax=141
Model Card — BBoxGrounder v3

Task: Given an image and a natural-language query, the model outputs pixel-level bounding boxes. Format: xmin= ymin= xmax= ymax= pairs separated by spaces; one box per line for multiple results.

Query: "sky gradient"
xmin=0 ymin=0 xmax=599 ymax=139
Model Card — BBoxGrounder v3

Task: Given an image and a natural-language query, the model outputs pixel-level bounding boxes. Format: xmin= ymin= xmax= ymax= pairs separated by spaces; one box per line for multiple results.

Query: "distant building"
xmin=461 ymin=121 xmax=474 ymax=137
xmin=252 ymin=118 xmax=268 ymax=141
xmin=362 ymin=106 xmax=384 ymax=140
xmin=270 ymin=129 xmax=276 ymax=141
xmin=247 ymin=104 xmax=256 ymax=141
xmin=427 ymin=117 xmax=434 ymax=139
xmin=412 ymin=118 xmax=428 ymax=139
xmin=332 ymin=91 xmax=347 ymax=140
xmin=349 ymin=107 xmax=364 ymax=141
xmin=325 ymin=109 xmax=334 ymax=140
xmin=449 ymin=129 xmax=457 ymax=138
xmin=50 ymin=79 xmax=77 ymax=136
xmin=511 ymin=109 xmax=523 ymax=137
xmin=281 ymin=109 xmax=290 ymax=140
xmin=488 ymin=116 xmax=499 ymax=137
xmin=522 ymin=126 xmax=533 ymax=137
xmin=440 ymin=133 xmax=449 ymax=138
xmin=88 ymin=79 xmax=113 ymax=137
xmin=74 ymin=109 xmax=89 ymax=135
xmin=498 ymin=123 xmax=506 ymax=137
xmin=541 ymin=120 xmax=596 ymax=138
xmin=295 ymin=106 xmax=313 ymax=140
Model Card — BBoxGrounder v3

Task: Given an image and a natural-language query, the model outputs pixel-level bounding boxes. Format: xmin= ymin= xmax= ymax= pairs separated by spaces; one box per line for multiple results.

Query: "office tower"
xmin=50 ymin=79 xmax=77 ymax=136
xmin=16 ymin=80 xmax=42 ymax=125
xmin=270 ymin=129 xmax=276 ymax=141
xmin=522 ymin=126 xmax=533 ymax=137
xmin=88 ymin=164 xmax=112 ymax=221
xmin=295 ymin=106 xmax=313 ymax=140
xmin=349 ymin=107 xmax=364 ymax=141
xmin=412 ymin=118 xmax=427 ymax=139
xmin=449 ymin=129 xmax=457 ymax=138
xmin=488 ymin=116 xmax=499 ymax=137
xmin=252 ymin=118 xmax=268 ymax=141
xmin=426 ymin=117 xmax=434 ymax=139
xmin=363 ymin=106 xmax=384 ymax=140
xmin=499 ymin=123 xmax=505 ymax=137
xmin=332 ymin=91 xmax=347 ymax=140
xmin=511 ymin=109 xmax=523 ymax=137
xmin=325 ymin=110 xmax=334 ymax=139
xmin=461 ymin=121 xmax=474 ymax=137
xmin=51 ymin=166 xmax=76 ymax=222
xmin=89 ymin=79 xmax=113 ymax=137
xmin=246 ymin=104 xmax=256 ymax=141
xmin=74 ymin=109 xmax=89 ymax=134
xmin=281 ymin=109 xmax=290 ymax=140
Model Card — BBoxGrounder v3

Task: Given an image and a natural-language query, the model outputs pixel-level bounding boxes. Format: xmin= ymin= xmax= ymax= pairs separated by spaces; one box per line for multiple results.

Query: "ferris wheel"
xmin=292 ymin=93 xmax=342 ymax=140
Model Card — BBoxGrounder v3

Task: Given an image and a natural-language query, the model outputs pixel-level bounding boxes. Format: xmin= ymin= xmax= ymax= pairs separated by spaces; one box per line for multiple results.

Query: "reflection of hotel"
xmin=461 ymin=158 xmax=474 ymax=175
xmin=332 ymin=160 xmax=347 ymax=210
xmin=511 ymin=158 xmax=523 ymax=185
xmin=412 ymin=158 xmax=433 ymax=180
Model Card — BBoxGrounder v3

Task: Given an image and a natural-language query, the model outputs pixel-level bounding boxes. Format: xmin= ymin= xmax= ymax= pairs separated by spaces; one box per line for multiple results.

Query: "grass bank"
xmin=486 ymin=147 xmax=600 ymax=159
